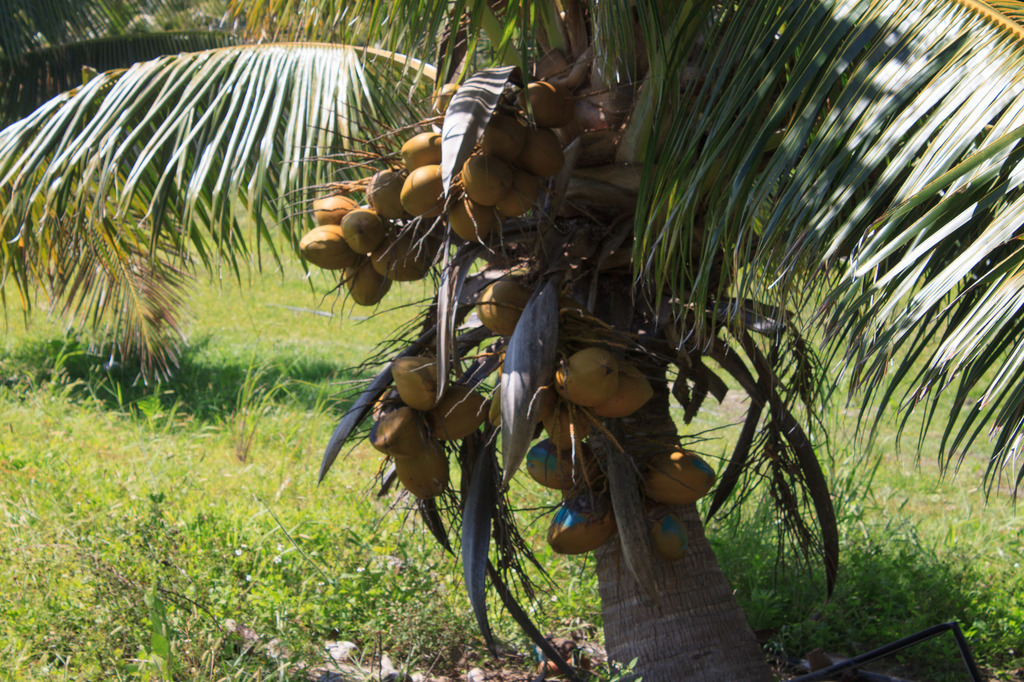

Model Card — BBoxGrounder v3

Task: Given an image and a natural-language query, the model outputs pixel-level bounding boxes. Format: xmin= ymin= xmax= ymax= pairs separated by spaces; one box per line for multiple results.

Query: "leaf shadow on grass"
xmin=0 ymin=331 xmax=369 ymax=424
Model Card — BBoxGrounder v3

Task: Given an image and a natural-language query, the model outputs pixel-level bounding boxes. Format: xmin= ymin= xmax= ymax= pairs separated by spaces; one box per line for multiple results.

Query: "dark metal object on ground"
xmin=787 ymin=621 xmax=983 ymax=681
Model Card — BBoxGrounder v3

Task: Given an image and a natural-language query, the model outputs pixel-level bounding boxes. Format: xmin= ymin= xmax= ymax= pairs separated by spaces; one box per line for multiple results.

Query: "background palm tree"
xmin=1 ymin=0 xmax=239 ymax=127
xmin=5 ymin=1 xmax=1024 ymax=680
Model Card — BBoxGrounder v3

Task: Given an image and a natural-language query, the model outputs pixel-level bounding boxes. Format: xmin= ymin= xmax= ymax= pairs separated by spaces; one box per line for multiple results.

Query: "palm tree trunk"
xmin=584 ymin=274 xmax=771 ymax=681
xmin=594 ymin=508 xmax=771 ymax=681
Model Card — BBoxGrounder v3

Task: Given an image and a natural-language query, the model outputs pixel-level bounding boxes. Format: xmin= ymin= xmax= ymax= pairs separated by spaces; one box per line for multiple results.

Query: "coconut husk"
xmin=644 ymin=451 xmax=716 ymax=505
xmin=392 ymin=356 xmax=441 ymax=411
xmin=393 ymin=439 xmax=449 ymax=499
xmin=429 ymin=384 xmax=488 ymax=440
xmin=401 ymin=132 xmax=443 ymax=171
xmin=299 ymin=225 xmax=362 ymax=270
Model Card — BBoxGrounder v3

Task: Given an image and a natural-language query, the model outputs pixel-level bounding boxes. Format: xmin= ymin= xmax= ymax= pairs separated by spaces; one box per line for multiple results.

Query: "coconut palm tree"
xmin=5 ymin=1 xmax=1024 ymax=680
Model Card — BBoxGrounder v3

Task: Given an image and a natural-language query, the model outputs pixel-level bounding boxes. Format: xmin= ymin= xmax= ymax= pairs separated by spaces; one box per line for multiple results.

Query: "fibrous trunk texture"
xmin=595 ymin=507 xmax=771 ymax=681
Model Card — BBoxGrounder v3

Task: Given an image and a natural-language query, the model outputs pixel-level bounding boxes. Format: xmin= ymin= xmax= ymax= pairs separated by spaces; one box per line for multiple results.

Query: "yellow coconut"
xmin=547 ymin=494 xmax=616 ymax=555
xmin=429 ymin=385 xmax=488 ymax=440
xmin=476 ymin=279 xmax=533 ymax=336
xmin=517 ymin=81 xmax=575 ymax=128
xmin=400 ymin=132 xmax=443 ymax=171
xmin=449 ymin=198 xmax=498 ymax=242
xmin=367 ymin=170 xmax=409 ymax=220
xmin=370 ymin=406 xmax=429 ymax=458
xmin=298 ymin=225 xmax=362 ymax=270
xmin=312 ymin=195 xmax=358 ymax=225
xmin=341 ymin=208 xmax=387 ymax=254
xmin=481 ymin=115 xmax=527 ymax=162
xmin=644 ymin=451 xmax=716 ymax=505
xmin=488 ymin=385 xmax=502 ymax=426
xmin=543 ymin=402 xmax=591 ymax=451
xmin=461 ymin=154 xmax=515 ymax=207
xmin=533 ymin=385 xmax=558 ymax=423
xmin=391 ymin=356 xmax=441 ymax=411
xmin=592 ymin=362 xmax=653 ymax=418
xmin=371 ymin=234 xmax=432 ymax=281
xmin=343 ymin=259 xmax=391 ymax=306
xmin=400 ymin=164 xmax=445 ymax=218
xmin=494 ymin=169 xmax=541 ymax=218
xmin=514 ymin=127 xmax=564 ymax=178
xmin=431 ymin=83 xmax=460 ymax=115
xmin=394 ymin=439 xmax=449 ymax=499
xmin=554 ymin=347 xmax=619 ymax=407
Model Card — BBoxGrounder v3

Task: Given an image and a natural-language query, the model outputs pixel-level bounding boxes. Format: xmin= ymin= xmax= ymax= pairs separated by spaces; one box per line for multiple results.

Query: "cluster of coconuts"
xmin=303 ymin=76 xmax=713 ymax=559
xmin=299 ymin=188 xmax=434 ymax=306
xmin=391 ymin=79 xmax=573 ymax=244
xmin=298 ymin=78 xmax=574 ymax=300
xmin=478 ymin=277 xmax=717 ymax=560
xmin=452 ymin=80 xmax=574 ymax=238
xmin=367 ymin=356 xmax=488 ymax=500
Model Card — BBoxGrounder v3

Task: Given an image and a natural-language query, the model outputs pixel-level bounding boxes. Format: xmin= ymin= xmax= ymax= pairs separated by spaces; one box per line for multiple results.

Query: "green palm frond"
xmin=0 ymin=42 xmax=433 ymax=372
xmin=637 ymin=0 xmax=1024 ymax=478
xmin=231 ymin=0 xmax=520 ymax=81
xmin=1 ymin=31 xmax=240 ymax=126
xmin=1 ymin=0 xmax=213 ymax=57
xmin=53 ymin=213 xmax=193 ymax=376
xmin=230 ymin=0 xmax=460 ymax=54
xmin=227 ymin=0 xmax=649 ymax=86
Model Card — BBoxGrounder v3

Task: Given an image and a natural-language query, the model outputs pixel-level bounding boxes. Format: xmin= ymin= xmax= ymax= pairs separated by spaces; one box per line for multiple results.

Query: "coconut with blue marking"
xmin=644 ymin=450 xmax=716 ymax=505
xmin=525 ymin=438 xmax=593 ymax=490
xmin=650 ymin=512 xmax=689 ymax=561
xmin=546 ymin=494 xmax=616 ymax=555
xmin=526 ymin=439 xmax=569 ymax=489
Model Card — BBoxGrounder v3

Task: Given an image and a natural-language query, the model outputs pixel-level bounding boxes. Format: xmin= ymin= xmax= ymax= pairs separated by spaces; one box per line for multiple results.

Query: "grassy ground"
xmin=1 ymin=259 xmax=1022 ymax=680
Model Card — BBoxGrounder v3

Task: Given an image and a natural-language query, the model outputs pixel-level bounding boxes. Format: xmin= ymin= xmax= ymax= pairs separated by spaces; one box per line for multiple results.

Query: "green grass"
xmin=1 ymin=261 xmax=1023 ymax=680
xmin=696 ymin=386 xmax=1024 ymax=680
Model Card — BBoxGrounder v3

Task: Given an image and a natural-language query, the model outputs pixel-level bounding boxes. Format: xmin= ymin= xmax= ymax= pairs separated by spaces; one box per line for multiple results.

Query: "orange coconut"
xmin=644 ymin=451 xmax=716 ymax=505
xmin=429 ymin=385 xmax=488 ymax=440
xmin=592 ymin=362 xmax=653 ymax=418
xmin=554 ymin=347 xmax=619 ymax=407
xmin=341 ymin=208 xmax=387 ymax=254
xmin=311 ymin=195 xmax=358 ymax=225
xmin=394 ymin=439 xmax=449 ymax=499
xmin=476 ymin=279 xmax=533 ymax=336
xmin=367 ymin=169 xmax=409 ymax=220
xmin=370 ymin=406 xmax=429 ymax=458
xmin=299 ymin=225 xmax=362 ymax=270
xmin=514 ymin=127 xmax=564 ymax=178
xmin=400 ymin=132 xmax=442 ymax=171
xmin=343 ymin=259 xmax=391 ymax=306
xmin=480 ymin=114 xmax=527 ymax=162
xmin=400 ymin=164 xmax=445 ymax=218
xmin=517 ymin=81 xmax=575 ymax=128
xmin=542 ymin=402 xmax=591 ymax=452
xmin=461 ymin=154 xmax=515 ymax=207
xmin=450 ymin=198 xmax=498 ymax=242
xmin=370 ymin=234 xmax=432 ymax=281
xmin=650 ymin=512 xmax=689 ymax=561
xmin=547 ymin=494 xmax=616 ymax=555
xmin=391 ymin=356 xmax=441 ymax=411
xmin=495 ymin=169 xmax=541 ymax=218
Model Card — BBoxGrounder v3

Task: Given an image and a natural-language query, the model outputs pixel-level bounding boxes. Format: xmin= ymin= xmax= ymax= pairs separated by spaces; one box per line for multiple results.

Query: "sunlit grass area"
xmin=1 ymin=258 xmax=1022 ymax=680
